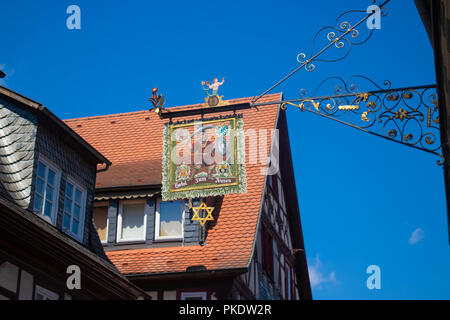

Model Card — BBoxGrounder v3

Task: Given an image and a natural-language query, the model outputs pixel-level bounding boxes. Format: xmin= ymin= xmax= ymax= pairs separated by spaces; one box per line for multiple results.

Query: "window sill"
xmin=104 ymin=240 xmax=199 ymax=252
xmin=115 ymin=240 xmax=147 ymax=246
xmin=153 ymin=237 xmax=183 ymax=243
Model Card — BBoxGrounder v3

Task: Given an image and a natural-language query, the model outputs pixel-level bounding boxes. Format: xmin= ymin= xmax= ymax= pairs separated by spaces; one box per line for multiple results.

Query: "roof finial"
xmin=201 ymin=77 xmax=229 ymax=107
xmin=149 ymin=87 xmax=165 ymax=118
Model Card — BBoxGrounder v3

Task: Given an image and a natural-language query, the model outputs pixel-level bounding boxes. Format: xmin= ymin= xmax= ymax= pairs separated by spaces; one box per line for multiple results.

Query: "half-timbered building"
xmin=65 ymin=93 xmax=312 ymax=300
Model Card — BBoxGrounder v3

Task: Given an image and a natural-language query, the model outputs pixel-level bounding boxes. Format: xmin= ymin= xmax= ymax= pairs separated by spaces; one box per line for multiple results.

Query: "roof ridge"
xmin=64 ymin=93 xmax=282 ymax=122
xmin=64 ymin=110 xmax=150 ymax=122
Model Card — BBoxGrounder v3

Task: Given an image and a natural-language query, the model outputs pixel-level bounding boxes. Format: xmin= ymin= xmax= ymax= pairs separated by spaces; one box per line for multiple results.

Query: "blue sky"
xmin=1 ymin=0 xmax=449 ymax=299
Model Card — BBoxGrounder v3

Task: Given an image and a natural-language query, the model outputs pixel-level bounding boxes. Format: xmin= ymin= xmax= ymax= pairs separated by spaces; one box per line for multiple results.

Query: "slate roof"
xmin=65 ymin=93 xmax=282 ymax=275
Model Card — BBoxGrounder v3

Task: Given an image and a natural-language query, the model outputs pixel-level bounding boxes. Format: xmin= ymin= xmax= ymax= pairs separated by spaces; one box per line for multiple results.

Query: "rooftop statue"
xmin=201 ymin=77 xmax=228 ymax=107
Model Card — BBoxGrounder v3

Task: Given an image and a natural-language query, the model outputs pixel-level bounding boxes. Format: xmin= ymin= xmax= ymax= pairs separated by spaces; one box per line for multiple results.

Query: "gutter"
xmin=95 ymin=184 xmax=162 ymax=193
xmin=39 ymin=106 xmax=111 ymax=168
xmin=125 ymin=267 xmax=248 ymax=280
xmin=96 ymin=162 xmax=111 ymax=173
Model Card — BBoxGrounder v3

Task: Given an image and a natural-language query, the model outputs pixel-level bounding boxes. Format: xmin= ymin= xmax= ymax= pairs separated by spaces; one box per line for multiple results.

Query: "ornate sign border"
xmin=162 ymin=115 xmax=247 ymax=201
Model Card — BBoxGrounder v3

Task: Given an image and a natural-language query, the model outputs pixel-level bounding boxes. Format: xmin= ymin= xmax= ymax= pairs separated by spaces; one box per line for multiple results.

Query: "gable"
xmin=65 ymin=93 xmax=283 ymax=274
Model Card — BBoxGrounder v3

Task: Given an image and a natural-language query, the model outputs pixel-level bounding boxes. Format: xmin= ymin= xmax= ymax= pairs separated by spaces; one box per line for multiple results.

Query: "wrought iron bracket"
xmin=252 ymin=0 xmax=390 ymax=103
xmin=253 ymin=76 xmax=442 ymax=165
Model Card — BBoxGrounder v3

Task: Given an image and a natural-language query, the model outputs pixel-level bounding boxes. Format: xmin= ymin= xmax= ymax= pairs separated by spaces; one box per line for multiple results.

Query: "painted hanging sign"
xmin=162 ymin=115 xmax=246 ymax=201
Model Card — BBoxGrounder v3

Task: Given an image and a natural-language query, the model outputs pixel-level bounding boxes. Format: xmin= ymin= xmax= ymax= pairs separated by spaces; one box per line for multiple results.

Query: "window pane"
xmin=75 ymin=189 xmax=81 ymax=204
xmin=66 ymin=183 xmax=73 ymax=198
xmin=93 ymin=207 xmax=108 ymax=241
xmin=181 ymin=292 xmax=206 ymax=300
xmin=64 ymin=181 xmax=86 ymax=240
xmin=64 ymin=198 xmax=72 ymax=213
xmin=121 ymin=203 xmax=145 ymax=240
xmin=286 ymin=266 xmax=291 ymax=300
xmin=47 ymin=169 xmax=56 ymax=186
xmin=34 ymin=159 xmax=60 ymax=224
xmin=63 ymin=213 xmax=70 ymax=230
xmin=0 ymin=262 xmax=19 ymax=293
xmin=44 ymin=202 xmax=52 ymax=218
xmin=71 ymin=220 xmax=79 ymax=235
xmin=73 ymin=204 xmax=80 ymax=220
xmin=37 ymin=162 xmax=46 ymax=179
xmin=45 ymin=185 xmax=54 ymax=201
xmin=34 ymin=194 xmax=43 ymax=212
xmin=159 ymin=201 xmax=183 ymax=237
xmin=36 ymin=178 xmax=44 ymax=195
xmin=35 ymin=287 xmax=58 ymax=300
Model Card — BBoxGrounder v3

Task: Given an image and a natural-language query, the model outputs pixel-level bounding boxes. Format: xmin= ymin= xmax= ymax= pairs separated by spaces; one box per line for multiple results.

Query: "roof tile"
xmin=65 ymin=93 xmax=281 ymax=275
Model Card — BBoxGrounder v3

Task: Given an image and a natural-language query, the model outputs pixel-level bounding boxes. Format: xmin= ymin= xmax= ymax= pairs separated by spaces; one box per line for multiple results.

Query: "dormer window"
xmin=33 ymin=157 xmax=61 ymax=224
xmin=63 ymin=178 xmax=86 ymax=242
xmin=117 ymin=199 xmax=147 ymax=243
xmin=155 ymin=199 xmax=184 ymax=241
xmin=93 ymin=202 xmax=109 ymax=243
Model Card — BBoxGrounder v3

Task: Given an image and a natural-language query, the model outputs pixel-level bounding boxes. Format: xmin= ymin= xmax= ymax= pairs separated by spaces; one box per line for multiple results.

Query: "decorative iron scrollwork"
xmin=279 ymin=76 xmax=442 ymax=165
xmin=252 ymin=0 xmax=391 ymax=103
xmin=297 ymin=2 xmax=388 ymax=73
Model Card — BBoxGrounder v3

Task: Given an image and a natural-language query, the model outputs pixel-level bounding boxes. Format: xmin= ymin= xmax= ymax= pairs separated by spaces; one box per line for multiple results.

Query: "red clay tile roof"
xmin=65 ymin=93 xmax=281 ymax=275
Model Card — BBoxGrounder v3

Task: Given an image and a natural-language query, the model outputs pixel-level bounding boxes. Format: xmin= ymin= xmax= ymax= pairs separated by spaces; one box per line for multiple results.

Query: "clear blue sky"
xmin=1 ymin=0 xmax=449 ymax=299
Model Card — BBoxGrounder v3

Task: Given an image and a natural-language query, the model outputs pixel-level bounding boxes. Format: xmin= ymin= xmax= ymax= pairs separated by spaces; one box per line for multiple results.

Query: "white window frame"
xmin=180 ymin=291 xmax=207 ymax=300
xmin=33 ymin=156 xmax=61 ymax=225
xmin=155 ymin=198 xmax=185 ymax=241
xmin=117 ymin=199 xmax=147 ymax=243
xmin=62 ymin=177 xmax=87 ymax=242
xmin=34 ymin=285 xmax=59 ymax=300
xmin=93 ymin=201 xmax=109 ymax=244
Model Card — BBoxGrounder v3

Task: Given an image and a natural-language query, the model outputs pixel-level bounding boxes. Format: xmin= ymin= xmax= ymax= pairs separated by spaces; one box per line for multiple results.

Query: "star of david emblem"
xmin=191 ymin=202 xmax=214 ymax=227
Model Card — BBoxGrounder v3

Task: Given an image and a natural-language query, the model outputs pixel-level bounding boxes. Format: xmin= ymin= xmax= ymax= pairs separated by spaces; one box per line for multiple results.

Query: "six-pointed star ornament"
xmin=191 ymin=202 xmax=214 ymax=227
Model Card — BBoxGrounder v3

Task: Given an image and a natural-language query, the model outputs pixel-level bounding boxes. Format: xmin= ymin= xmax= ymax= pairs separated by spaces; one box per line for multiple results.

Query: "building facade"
xmin=415 ymin=0 xmax=450 ymax=243
xmin=67 ymin=93 xmax=312 ymax=300
xmin=0 ymin=85 xmax=147 ymax=300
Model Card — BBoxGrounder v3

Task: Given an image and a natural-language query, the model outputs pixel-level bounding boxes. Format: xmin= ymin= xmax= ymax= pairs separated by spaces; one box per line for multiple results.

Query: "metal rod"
xmin=252 ymin=0 xmax=391 ymax=103
xmin=251 ymin=84 xmax=437 ymax=107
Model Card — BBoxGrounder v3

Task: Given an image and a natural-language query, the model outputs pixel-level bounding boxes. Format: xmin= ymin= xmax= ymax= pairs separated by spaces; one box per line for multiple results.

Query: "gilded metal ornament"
xmin=256 ymin=75 xmax=442 ymax=165
xmin=149 ymin=87 xmax=166 ymax=119
xmin=191 ymin=202 xmax=215 ymax=227
xmin=300 ymin=77 xmax=441 ymax=164
xmin=201 ymin=78 xmax=229 ymax=107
